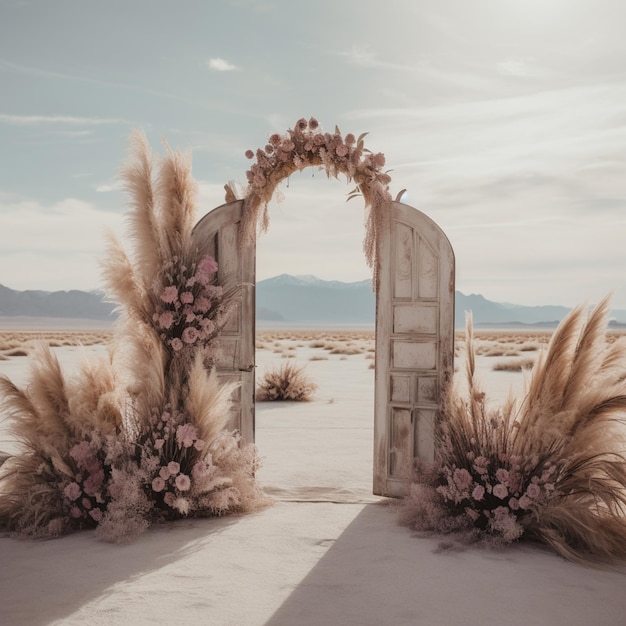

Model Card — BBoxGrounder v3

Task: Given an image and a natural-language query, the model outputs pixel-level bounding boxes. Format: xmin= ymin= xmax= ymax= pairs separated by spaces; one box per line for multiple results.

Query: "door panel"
xmin=373 ymin=201 xmax=455 ymax=497
xmin=191 ymin=200 xmax=256 ymax=444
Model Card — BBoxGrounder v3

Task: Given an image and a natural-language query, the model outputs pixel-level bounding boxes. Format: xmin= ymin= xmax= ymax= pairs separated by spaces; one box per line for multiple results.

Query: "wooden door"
xmin=191 ymin=200 xmax=256 ymax=444
xmin=373 ymin=201 xmax=455 ymax=497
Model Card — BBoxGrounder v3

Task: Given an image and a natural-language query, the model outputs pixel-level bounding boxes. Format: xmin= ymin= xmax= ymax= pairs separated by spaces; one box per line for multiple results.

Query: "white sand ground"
xmin=1 ymin=340 xmax=625 ymax=625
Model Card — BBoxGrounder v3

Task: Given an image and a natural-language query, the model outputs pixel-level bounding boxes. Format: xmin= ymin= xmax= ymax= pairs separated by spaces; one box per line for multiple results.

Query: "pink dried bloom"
xmin=182 ymin=326 xmax=199 ymax=344
xmin=194 ymin=439 xmax=206 ymax=451
xmin=168 ymin=461 xmax=180 ymax=475
xmin=453 ymin=468 xmax=473 ymax=491
xmin=154 ymin=439 xmax=164 ymax=450
xmin=69 ymin=441 xmax=91 ymax=465
xmin=269 ymin=133 xmax=282 ymax=146
xmin=264 ymin=144 xmax=274 ymax=154
xmin=372 ymin=152 xmax=386 ymax=168
xmin=281 ymin=139 xmax=295 ymax=152
xmin=64 ymin=482 xmax=81 ymax=501
xmin=164 ymin=492 xmax=176 ymax=507
xmin=176 ymin=423 xmax=198 ymax=448
xmin=493 ymin=483 xmax=508 ymax=500
xmin=313 ymin=133 xmax=325 ymax=146
xmin=84 ymin=469 xmax=105 ymax=496
xmin=508 ymin=497 xmax=520 ymax=511
xmin=197 ymin=255 xmax=218 ymax=278
xmin=471 ymin=484 xmax=485 ymax=501
xmin=185 ymin=310 xmax=196 ymax=323
xmin=345 ymin=133 xmax=356 ymax=146
xmin=81 ymin=497 xmax=92 ymax=510
xmin=495 ymin=468 xmax=509 ymax=484
xmin=308 ymin=117 xmax=319 ymax=130
xmin=194 ymin=296 xmax=210 ymax=313
xmin=175 ymin=474 xmax=191 ymax=492
xmin=192 ymin=461 xmax=208 ymax=479
xmin=161 ymin=285 xmax=178 ymax=304
xmin=296 ymin=117 xmax=308 ymax=131
xmin=152 ymin=477 xmax=165 ymax=492
xmin=180 ymin=291 xmax=194 ymax=305
xmin=173 ymin=497 xmax=190 ymax=515
xmin=158 ymin=311 xmax=174 ymax=329
xmin=245 ymin=149 xmax=254 ymax=159
xmin=336 ymin=143 xmax=349 ymax=157
xmin=70 ymin=506 xmax=82 ymax=519
xmin=89 ymin=508 xmax=103 ymax=522
xmin=171 ymin=338 xmax=184 ymax=351
xmin=473 ymin=457 xmax=489 ymax=474
xmin=518 ymin=494 xmax=532 ymax=509
xmin=526 ymin=483 xmax=541 ymax=499
xmin=159 ymin=466 xmax=171 ymax=480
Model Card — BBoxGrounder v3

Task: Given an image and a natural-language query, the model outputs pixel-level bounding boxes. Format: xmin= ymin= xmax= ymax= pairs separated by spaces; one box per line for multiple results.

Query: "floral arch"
xmin=238 ymin=117 xmax=394 ymax=286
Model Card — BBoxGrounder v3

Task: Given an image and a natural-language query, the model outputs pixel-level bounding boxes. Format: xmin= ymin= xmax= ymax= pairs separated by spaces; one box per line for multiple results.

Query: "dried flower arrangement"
xmin=241 ymin=117 xmax=393 ymax=283
xmin=400 ymin=297 xmax=626 ymax=565
xmin=0 ymin=132 xmax=267 ymax=542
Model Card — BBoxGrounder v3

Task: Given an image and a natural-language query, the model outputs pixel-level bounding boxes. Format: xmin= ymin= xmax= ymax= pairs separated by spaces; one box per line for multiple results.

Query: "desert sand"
xmin=1 ymin=329 xmax=625 ymax=625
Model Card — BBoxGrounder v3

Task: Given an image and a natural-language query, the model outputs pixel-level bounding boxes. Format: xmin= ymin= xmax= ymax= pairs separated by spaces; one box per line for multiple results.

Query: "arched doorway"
xmin=192 ymin=120 xmax=455 ymax=497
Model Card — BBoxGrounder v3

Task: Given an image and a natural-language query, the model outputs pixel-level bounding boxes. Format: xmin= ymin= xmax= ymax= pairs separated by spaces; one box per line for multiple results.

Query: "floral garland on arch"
xmin=241 ymin=117 xmax=393 ymax=284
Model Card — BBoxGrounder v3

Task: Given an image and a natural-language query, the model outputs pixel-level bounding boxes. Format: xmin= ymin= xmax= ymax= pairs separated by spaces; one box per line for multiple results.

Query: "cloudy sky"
xmin=1 ymin=0 xmax=626 ymax=310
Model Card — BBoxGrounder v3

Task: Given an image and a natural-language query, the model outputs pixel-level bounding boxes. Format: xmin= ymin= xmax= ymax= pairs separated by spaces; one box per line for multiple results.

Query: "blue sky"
xmin=1 ymin=0 xmax=626 ymax=310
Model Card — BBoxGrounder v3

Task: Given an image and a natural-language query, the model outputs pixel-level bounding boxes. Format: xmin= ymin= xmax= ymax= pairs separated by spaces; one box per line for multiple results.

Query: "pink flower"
xmin=508 ymin=497 xmax=520 ymax=511
xmin=185 ymin=310 xmax=196 ymax=323
xmin=154 ymin=438 xmax=165 ymax=450
xmin=264 ymin=144 xmax=274 ymax=154
xmin=194 ymin=439 xmax=205 ymax=451
xmin=81 ymin=497 xmax=92 ymax=510
xmin=69 ymin=441 xmax=91 ymax=465
xmin=159 ymin=466 xmax=171 ymax=480
xmin=526 ymin=483 xmax=541 ymax=499
xmin=245 ymin=149 xmax=254 ymax=159
xmin=519 ymin=495 xmax=532 ymax=509
xmin=495 ymin=468 xmax=509 ymax=484
xmin=335 ymin=143 xmax=349 ymax=157
xmin=192 ymin=461 xmax=208 ymax=479
xmin=471 ymin=484 xmax=485 ymax=501
xmin=180 ymin=291 xmax=194 ymax=305
xmin=175 ymin=474 xmax=191 ymax=492
xmin=197 ymin=256 xmax=218 ymax=278
xmin=296 ymin=118 xmax=308 ymax=131
xmin=152 ymin=477 xmax=165 ymax=492
xmin=473 ymin=457 xmax=489 ymax=474
xmin=171 ymin=338 xmax=184 ymax=351
xmin=164 ymin=492 xmax=176 ymax=507
xmin=176 ymin=423 xmax=198 ymax=448
xmin=64 ymin=481 xmax=82 ymax=502
xmin=373 ymin=152 xmax=386 ymax=168
xmin=84 ymin=469 xmax=104 ymax=496
xmin=158 ymin=311 xmax=174 ymax=329
xmin=345 ymin=133 xmax=356 ymax=146
xmin=173 ymin=497 xmax=190 ymax=515
xmin=70 ymin=506 xmax=82 ymax=519
xmin=493 ymin=484 xmax=508 ymax=500
xmin=269 ymin=133 xmax=282 ymax=147
xmin=281 ymin=139 xmax=295 ymax=152
xmin=194 ymin=296 xmax=210 ymax=313
xmin=453 ymin=468 xmax=473 ymax=491
xmin=89 ymin=508 xmax=103 ymax=522
xmin=161 ymin=285 xmax=178 ymax=304
xmin=308 ymin=117 xmax=319 ymax=130
xmin=182 ymin=326 xmax=199 ymax=344
xmin=168 ymin=461 xmax=180 ymax=475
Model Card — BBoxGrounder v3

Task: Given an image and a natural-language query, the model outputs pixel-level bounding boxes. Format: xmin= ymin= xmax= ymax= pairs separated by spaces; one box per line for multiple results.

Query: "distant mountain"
xmin=0 ymin=284 xmax=116 ymax=320
xmin=257 ymin=275 xmax=626 ymax=327
xmin=2 ymin=277 xmax=625 ymax=328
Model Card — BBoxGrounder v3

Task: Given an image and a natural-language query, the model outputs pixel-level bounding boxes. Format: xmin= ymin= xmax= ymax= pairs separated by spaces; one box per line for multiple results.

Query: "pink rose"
xmin=168 ymin=461 xmax=180 ymax=475
xmin=519 ymin=495 xmax=532 ymax=509
xmin=526 ymin=483 xmax=541 ymax=499
xmin=161 ymin=285 xmax=178 ymax=304
xmin=508 ymin=497 xmax=520 ymax=511
xmin=152 ymin=477 xmax=166 ymax=492
xmin=64 ymin=481 xmax=82 ymax=502
xmin=453 ymin=468 xmax=473 ymax=491
xmin=471 ymin=484 xmax=485 ymax=501
xmin=159 ymin=466 xmax=171 ymax=480
xmin=164 ymin=492 xmax=176 ymax=506
xmin=180 ymin=291 xmax=194 ymax=304
xmin=245 ymin=149 xmax=254 ymax=159
xmin=182 ymin=326 xmax=199 ymax=344
xmin=170 ymin=338 xmax=184 ymax=351
xmin=175 ymin=474 xmax=191 ymax=492
xmin=493 ymin=483 xmax=508 ymax=500
xmin=495 ymin=468 xmax=509 ymax=484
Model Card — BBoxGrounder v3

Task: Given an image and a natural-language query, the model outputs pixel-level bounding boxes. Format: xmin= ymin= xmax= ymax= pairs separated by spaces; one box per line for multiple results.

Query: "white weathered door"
xmin=191 ymin=200 xmax=256 ymax=444
xmin=373 ymin=201 xmax=455 ymax=497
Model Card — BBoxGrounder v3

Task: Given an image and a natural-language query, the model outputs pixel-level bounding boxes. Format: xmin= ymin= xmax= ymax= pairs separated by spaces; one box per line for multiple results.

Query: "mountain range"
xmin=1 ymin=277 xmax=625 ymax=328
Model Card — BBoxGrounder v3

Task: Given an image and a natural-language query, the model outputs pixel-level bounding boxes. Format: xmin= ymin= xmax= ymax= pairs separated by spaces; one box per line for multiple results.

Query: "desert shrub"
xmin=256 ymin=363 xmax=317 ymax=401
xmin=493 ymin=358 xmax=535 ymax=372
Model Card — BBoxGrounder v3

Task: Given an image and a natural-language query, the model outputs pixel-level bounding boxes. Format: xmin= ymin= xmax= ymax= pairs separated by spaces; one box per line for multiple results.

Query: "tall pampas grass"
xmin=401 ymin=298 xmax=626 ymax=565
xmin=0 ymin=132 xmax=266 ymax=541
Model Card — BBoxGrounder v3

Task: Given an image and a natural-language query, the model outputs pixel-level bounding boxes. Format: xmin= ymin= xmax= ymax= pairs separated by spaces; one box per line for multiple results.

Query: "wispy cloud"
xmin=0 ymin=113 xmax=124 ymax=126
xmin=207 ymin=58 xmax=239 ymax=72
